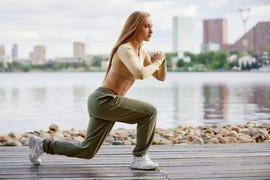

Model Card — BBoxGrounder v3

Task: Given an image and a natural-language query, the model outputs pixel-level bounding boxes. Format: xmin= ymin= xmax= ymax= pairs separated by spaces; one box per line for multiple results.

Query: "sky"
xmin=0 ymin=0 xmax=270 ymax=59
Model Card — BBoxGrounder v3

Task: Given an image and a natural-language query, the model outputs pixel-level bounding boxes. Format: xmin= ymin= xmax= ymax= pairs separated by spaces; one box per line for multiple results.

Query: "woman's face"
xmin=136 ymin=16 xmax=153 ymax=42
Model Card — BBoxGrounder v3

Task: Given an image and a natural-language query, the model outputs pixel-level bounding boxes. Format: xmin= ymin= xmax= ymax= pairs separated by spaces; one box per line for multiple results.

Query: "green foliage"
xmin=264 ymin=46 xmax=270 ymax=55
xmin=0 ymin=62 xmax=4 ymax=69
xmin=175 ymin=51 xmax=228 ymax=71
xmin=247 ymin=49 xmax=256 ymax=56
xmin=165 ymin=52 xmax=177 ymax=69
xmin=3 ymin=60 xmax=89 ymax=72
xmin=92 ymin=56 xmax=104 ymax=67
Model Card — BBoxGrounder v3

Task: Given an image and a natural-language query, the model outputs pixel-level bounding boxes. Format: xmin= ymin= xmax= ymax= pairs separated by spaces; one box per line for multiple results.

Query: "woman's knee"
xmin=144 ymin=103 xmax=157 ymax=119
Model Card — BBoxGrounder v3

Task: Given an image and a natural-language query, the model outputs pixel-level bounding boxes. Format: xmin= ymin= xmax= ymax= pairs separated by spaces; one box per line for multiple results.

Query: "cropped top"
xmin=110 ymin=40 xmax=163 ymax=80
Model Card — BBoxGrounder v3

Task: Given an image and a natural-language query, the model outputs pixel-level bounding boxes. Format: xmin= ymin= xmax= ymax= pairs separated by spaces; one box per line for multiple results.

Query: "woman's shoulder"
xmin=118 ymin=42 xmax=133 ymax=50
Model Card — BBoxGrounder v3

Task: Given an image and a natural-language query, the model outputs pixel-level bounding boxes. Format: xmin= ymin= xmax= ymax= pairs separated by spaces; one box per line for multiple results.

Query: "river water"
xmin=0 ymin=72 xmax=269 ymax=133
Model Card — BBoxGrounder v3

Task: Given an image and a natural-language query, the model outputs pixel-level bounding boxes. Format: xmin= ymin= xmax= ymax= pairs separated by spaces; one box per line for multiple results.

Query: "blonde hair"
xmin=104 ymin=11 xmax=150 ymax=80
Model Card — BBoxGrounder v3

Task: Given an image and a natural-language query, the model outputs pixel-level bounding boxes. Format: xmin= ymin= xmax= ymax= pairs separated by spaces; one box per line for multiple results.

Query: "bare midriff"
xmin=101 ymin=71 xmax=135 ymax=96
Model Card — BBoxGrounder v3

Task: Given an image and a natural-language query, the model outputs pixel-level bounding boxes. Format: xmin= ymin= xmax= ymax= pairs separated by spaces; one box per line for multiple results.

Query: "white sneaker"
xmin=29 ymin=135 xmax=44 ymax=165
xmin=130 ymin=154 xmax=158 ymax=170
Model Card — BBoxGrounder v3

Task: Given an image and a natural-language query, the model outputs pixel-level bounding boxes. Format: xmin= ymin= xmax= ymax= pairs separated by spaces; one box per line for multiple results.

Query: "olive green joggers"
xmin=43 ymin=87 xmax=157 ymax=158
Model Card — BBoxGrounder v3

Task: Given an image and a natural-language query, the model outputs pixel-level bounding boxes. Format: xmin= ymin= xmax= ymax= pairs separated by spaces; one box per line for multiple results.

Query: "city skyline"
xmin=0 ymin=0 xmax=269 ymax=59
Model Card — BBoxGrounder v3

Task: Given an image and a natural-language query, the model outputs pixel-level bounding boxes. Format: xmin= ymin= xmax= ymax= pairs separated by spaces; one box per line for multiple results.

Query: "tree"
xmin=165 ymin=52 xmax=177 ymax=70
xmin=264 ymin=46 xmax=270 ymax=55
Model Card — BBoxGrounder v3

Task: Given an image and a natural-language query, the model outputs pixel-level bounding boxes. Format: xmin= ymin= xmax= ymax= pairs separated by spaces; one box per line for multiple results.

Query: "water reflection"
xmin=11 ymin=88 xmax=19 ymax=101
xmin=246 ymin=85 xmax=270 ymax=121
xmin=31 ymin=87 xmax=47 ymax=107
xmin=0 ymin=72 xmax=270 ymax=133
xmin=177 ymin=83 xmax=203 ymax=126
xmin=0 ymin=88 xmax=6 ymax=102
xmin=203 ymin=84 xmax=229 ymax=122
xmin=170 ymin=82 xmax=270 ymax=127
xmin=249 ymin=86 xmax=270 ymax=112
xmin=72 ymin=86 xmax=89 ymax=113
xmin=172 ymin=83 xmax=179 ymax=122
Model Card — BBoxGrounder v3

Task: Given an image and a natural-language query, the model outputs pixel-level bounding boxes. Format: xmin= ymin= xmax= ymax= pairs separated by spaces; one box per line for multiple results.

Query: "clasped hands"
xmin=151 ymin=51 xmax=165 ymax=64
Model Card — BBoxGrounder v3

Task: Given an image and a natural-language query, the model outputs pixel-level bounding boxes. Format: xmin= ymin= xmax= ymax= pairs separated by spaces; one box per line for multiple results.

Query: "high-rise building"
xmin=29 ymin=45 xmax=46 ymax=64
xmin=224 ymin=21 xmax=270 ymax=53
xmin=0 ymin=45 xmax=5 ymax=62
xmin=172 ymin=16 xmax=196 ymax=53
xmin=11 ymin=44 xmax=18 ymax=61
xmin=73 ymin=42 xmax=85 ymax=60
xmin=202 ymin=18 xmax=228 ymax=51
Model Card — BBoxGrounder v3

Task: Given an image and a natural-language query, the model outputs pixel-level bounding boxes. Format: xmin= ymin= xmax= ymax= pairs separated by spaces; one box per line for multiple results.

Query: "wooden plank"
xmin=0 ymin=144 xmax=269 ymax=179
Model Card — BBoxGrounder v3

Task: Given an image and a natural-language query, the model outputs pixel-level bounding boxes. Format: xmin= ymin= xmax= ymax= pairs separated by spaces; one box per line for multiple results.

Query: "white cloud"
xmin=0 ymin=0 xmax=269 ymax=58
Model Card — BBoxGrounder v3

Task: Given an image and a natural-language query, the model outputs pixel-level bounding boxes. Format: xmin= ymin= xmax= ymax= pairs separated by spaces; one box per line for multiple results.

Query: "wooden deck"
xmin=0 ymin=143 xmax=270 ymax=179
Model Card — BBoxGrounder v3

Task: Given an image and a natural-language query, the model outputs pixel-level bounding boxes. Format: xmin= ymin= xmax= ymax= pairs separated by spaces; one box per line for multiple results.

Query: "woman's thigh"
xmin=88 ymin=93 xmax=157 ymax=124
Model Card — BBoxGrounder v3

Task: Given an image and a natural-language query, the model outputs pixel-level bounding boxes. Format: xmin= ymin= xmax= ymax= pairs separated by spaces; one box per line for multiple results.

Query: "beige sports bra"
xmin=110 ymin=41 xmax=163 ymax=80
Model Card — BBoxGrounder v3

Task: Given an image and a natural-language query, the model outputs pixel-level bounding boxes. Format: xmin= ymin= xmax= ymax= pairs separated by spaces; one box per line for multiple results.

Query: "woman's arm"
xmin=152 ymin=59 xmax=167 ymax=81
xmin=143 ymin=49 xmax=167 ymax=81
xmin=118 ymin=44 xmax=163 ymax=80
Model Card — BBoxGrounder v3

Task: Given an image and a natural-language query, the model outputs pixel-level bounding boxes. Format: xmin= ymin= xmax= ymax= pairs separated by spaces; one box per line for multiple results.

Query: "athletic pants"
xmin=43 ymin=87 xmax=157 ymax=158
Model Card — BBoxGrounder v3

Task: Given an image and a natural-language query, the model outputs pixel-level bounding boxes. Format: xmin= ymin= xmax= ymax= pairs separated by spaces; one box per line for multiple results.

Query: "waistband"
xmin=96 ymin=87 xmax=117 ymax=95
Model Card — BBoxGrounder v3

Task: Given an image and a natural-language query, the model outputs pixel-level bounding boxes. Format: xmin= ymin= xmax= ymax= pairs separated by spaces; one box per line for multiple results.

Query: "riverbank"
xmin=1 ymin=122 xmax=269 ymax=146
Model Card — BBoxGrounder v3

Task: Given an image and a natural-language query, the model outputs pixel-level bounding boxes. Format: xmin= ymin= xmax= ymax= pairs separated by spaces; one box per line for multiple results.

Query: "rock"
xmin=40 ymin=132 xmax=52 ymax=139
xmin=0 ymin=135 xmax=12 ymax=143
xmin=130 ymin=139 xmax=136 ymax=145
xmin=257 ymin=129 xmax=268 ymax=136
xmin=6 ymin=140 xmax=22 ymax=146
xmin=105 ymin=135 xmax=114 ymax=144
xmin=177 ymin=139 xmax=191 ymax=144
xmin=210 ymin=138 xmax=220 ymax=144
xmin=223 ymin=137 xmax=238 ymax=144
xmin=263 ymin=140 xmax=270 ymax=143
xmin=78 ymin=131 xmax=86 ymax=138
xmin=152 ymin=136 xmax=161 ymax=145
xmin=261 ymin=124 xmax=270 ymax=132
xmin=73 ymin=136 xmax=84 ymax=143
xmin=202 ymin=136 xmax=211 ymax=144
xmin=224 ymin=131 xmax=239 ymax=138
xmin=51 ymin=131 xmax=65 ymax=140
xmin=231 ymin=126 xmax=241 ymax=133
xmin=124 ymin=140 xmax=132 ymax=145
xmin=192 ymin=138 xmax=204 ymax=145
xmin=253 ymin=134 xmax=265 ymax=143
xmin=114 ymin=133 xmax=127 ymax=141
xmin=203 ymin=128 xmax=214 ymax=135
xmin=49 ymin=124 xmax=59 ymax=132
xmin=1 ymin=123 xmax=270 ymax=146
xmin=67 ymin=128 xmax=79 ymax=136
xmin=18 ymin=137 xmax=29 ymax=146
xmin=159 ymin=138 xmax=172 ymax=145
xmin=240 ymin=128 xmax=256 ymax=136
xmin=218 ymin=137 xmax=227 ymax=144
xmin=238 ymin=134 xmax=256 ymax=143
xmin=168 ymin=137 xmax=177 ymax=144
xmin=184 ymin=135 xmax=198 ymax=142
xmin=112 ymin=140 xmax=124 ymax=145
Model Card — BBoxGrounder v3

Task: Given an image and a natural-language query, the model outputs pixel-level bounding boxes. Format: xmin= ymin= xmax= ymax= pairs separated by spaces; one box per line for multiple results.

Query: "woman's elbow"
xmin=134 ymin=72 xmax=147 ymax=80
xmin=158 ymin=76 xmax=166 ymax=81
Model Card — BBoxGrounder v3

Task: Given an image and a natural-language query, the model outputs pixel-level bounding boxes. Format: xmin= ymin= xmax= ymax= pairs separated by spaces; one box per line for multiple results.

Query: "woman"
xmin=29 ymin=11 xmax=166 ymax=170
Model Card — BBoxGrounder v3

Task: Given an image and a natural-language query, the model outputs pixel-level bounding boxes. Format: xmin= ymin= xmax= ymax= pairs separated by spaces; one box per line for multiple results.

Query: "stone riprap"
xmin=0 ymin=122 xmax=269 ymax=146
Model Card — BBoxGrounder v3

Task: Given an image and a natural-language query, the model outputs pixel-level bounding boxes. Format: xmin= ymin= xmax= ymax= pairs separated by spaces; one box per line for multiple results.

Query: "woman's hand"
xmin=151 ymin=51 xmax=165 ymax=63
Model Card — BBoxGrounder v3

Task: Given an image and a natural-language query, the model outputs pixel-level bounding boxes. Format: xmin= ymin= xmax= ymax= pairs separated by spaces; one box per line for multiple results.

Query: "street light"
xmin=239 ymin=8 xmax=251 ymax=54
xmin=239 ymin=8 xmax=250 ymax=33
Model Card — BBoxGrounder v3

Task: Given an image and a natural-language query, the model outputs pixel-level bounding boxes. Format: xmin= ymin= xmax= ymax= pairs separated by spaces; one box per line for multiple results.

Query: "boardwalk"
xmin=0 ymin=143 xmax=270 ymax=179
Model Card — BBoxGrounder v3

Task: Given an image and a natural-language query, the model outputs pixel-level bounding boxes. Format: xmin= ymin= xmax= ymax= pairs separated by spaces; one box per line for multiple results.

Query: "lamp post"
xmin=239 ymin=8 xmax=250 ymax=33
xmin=239 ymin=8 xmax=250 ymax=53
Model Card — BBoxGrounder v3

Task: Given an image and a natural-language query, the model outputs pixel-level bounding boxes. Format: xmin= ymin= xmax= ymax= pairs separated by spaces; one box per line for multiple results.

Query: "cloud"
xmin=0 ymin=0 xmax=269 ymax=58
